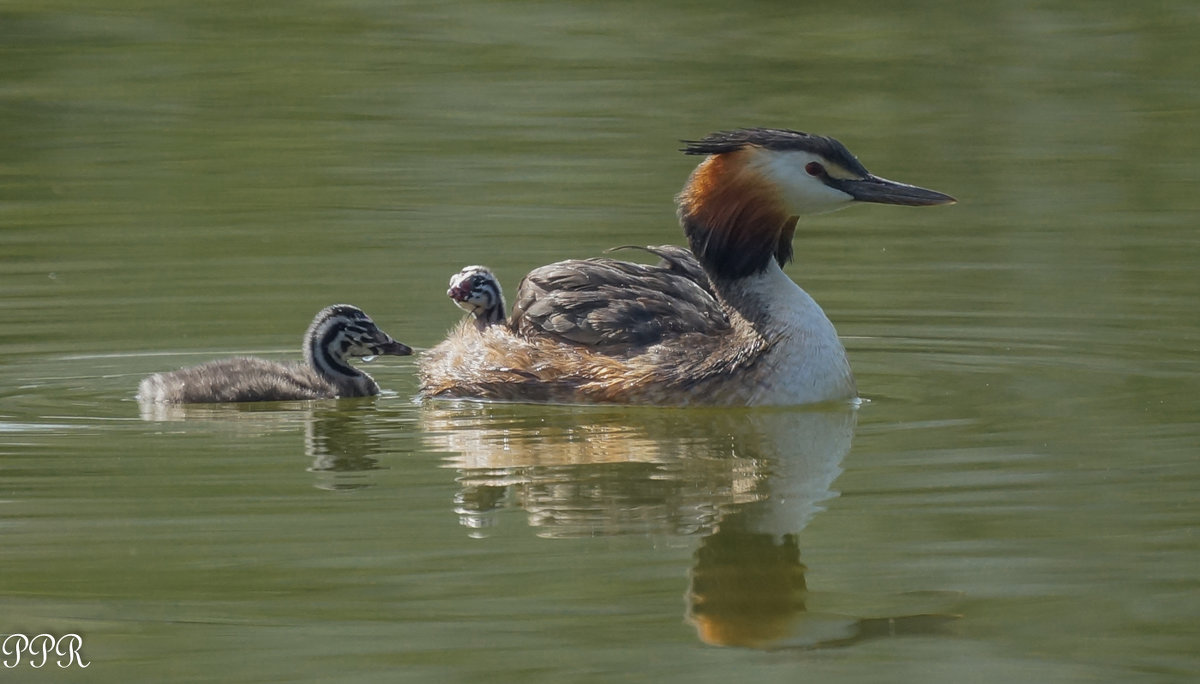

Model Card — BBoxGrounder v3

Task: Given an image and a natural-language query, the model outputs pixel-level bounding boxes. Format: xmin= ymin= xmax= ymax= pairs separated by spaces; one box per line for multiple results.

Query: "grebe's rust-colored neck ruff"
xmin=677 ymin=150 xmax=798 ymax=281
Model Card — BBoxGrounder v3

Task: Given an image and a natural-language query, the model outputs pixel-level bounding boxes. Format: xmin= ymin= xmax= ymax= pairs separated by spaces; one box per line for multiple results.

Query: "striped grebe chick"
xmin=447 ymin=265 xmax=506 ymax=330
xmin=137 ymin=304 xmax=412 ymax=404
xmin=420 ymin=128 xmax=954 ymax=406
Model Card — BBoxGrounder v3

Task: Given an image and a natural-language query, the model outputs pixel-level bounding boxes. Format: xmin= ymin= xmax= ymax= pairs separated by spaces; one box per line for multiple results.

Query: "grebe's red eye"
xmin=805 ymin=161 xmax=825 ymax=177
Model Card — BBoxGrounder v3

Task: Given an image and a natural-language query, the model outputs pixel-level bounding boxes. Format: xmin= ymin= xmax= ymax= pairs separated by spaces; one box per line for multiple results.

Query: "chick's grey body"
xmin=137 ymin=304 xmax=411 ymax=404
xmin=138 ymin=357 xmax=373 ymax=403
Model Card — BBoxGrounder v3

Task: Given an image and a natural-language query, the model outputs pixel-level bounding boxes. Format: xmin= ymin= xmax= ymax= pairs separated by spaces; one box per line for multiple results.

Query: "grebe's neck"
xmin=304 ymin=326 xmax=373 ymax=395
xmin=676 ymin=151 xmax=855 ymax=403
xmin=710 ymin=260 xmax=856 ymax=405
xmin=476 ymin=300 xmax=506 ymax=331
xmin=677 ymin=149 xmax=797 ymax=282
xmin=706 ymin=260 xmax=820 ymax=333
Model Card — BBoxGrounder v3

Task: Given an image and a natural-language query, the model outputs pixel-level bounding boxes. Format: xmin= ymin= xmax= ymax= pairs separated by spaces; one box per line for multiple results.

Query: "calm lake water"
xmin=2 ymin=1 xmax=1199 ymax=682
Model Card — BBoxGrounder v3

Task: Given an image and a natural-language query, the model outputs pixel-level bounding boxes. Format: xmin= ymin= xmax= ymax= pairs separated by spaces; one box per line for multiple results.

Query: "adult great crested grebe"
xmin=421 ymin=128 xmax=955 ymax=406
xmin=138 ymin=304 xmax=412 ymax=404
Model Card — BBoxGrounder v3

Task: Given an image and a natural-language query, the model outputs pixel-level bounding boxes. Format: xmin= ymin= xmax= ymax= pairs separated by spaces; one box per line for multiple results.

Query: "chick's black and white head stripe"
xmin=448 ymin=266 xmax=505 ymax=322
xmin=306 ymin=304 xmax=411 ymax=373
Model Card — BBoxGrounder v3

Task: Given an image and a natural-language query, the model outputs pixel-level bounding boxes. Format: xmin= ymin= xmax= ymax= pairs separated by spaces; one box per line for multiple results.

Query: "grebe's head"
xmin=677 ymin=128 xmax=955 ymax=279
xmin=447 ymin=265 xmax=505 ymax=323
xmin=681 ymin=128 xmax=955 ymax=214
xmin=307 ymin=305 xmax=412 ymax=366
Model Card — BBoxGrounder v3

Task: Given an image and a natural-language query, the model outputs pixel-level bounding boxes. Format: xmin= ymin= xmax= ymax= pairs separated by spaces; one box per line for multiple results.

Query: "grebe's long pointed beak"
xmin=373 ymin=338 xmax=413 ymax=356
xmin=830 ymin=174 xmax=956 ymax=206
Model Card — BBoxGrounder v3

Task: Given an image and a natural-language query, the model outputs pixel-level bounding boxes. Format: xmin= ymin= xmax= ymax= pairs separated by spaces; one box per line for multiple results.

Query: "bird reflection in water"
xmin=423 ymin=402 xmax=958 ymax=649
xmin=424 ymin=405 xmax=812 ymax=538
xmin=304 ymin=405 xmax=386 ymax=491
xmin=137 ymin=399 xmax=387 ymax=491
xmin=686 ymin=507 xmax=958 ymax=650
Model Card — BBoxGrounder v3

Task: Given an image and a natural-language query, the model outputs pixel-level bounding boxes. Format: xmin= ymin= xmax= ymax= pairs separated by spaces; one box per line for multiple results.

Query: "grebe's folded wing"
xmin=607 ymin=244 xmax=713 ymax=292
xmin=510 ymin=249 xmax=729 ymax=347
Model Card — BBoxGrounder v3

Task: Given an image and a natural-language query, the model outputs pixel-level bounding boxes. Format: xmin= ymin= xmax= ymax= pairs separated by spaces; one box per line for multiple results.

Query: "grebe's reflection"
xmin=423 ymin=405 xmax=849 ymax=538
xmin=303 ymin=405 xmax=385 ymax=491
xmin=137 ymin=399 xmax=387 ymax=491
xmin=422 ymin=402 xmax=956 ymax=649
xmin=686 ymin=505 xmax=957 ymax=649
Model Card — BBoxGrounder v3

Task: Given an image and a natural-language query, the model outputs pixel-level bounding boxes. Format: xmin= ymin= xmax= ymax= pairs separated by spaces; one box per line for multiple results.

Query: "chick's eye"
xmin=805 ymin=161 xmax=825 ymax=177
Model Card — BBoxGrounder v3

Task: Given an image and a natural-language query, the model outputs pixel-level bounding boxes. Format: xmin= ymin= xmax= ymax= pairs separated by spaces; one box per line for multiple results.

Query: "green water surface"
xmin=2 ymin=2 xmax=1198 ymax=682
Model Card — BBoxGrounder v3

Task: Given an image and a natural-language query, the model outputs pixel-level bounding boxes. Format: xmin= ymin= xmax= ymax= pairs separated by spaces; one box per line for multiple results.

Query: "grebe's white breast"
xmin=734 ymin=261 xmax=855 ymax=406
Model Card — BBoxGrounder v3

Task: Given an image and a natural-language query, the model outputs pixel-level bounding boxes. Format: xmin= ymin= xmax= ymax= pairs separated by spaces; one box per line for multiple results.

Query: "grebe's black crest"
xmin=681 ymin=128 xmax=870 ymax=177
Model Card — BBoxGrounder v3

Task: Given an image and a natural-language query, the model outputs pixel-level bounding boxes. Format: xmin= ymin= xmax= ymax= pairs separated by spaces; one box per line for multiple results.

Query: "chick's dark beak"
xmin=374 ymin=338 xmax=413 ymax=356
